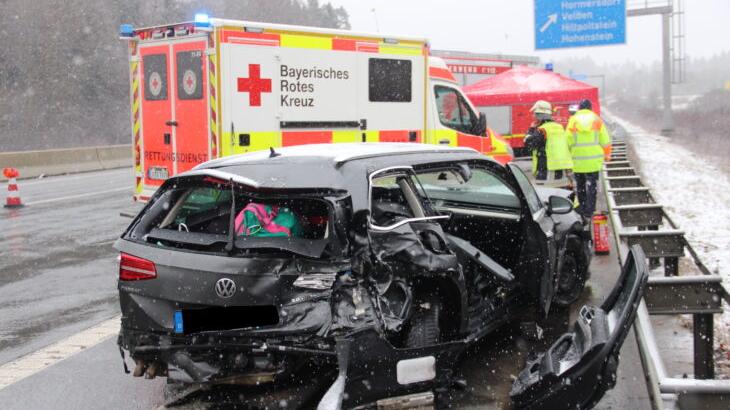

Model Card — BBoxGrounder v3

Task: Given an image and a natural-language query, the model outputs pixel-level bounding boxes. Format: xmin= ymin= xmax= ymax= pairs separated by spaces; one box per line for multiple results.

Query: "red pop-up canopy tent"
xmin=463 ymin=65 xmax=599 ymax=153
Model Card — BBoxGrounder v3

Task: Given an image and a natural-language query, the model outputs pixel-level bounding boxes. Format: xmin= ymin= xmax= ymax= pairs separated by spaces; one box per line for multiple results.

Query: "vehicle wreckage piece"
xmin=445 ymin=233 xmax=514 ymax=284
xmin=317 ymin=328 xmax=467 ymax=410
xmin=510 ymin=245 xmax=648 ymax=409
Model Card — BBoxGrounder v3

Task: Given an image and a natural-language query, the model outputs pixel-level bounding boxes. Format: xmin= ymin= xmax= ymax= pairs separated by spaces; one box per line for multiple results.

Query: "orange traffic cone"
xmin=3 ymin=168 xmax=23 ymax=208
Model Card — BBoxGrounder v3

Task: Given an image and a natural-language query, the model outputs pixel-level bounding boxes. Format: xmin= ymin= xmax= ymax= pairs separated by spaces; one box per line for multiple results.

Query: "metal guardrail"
xmin=602 ymin=127 xmax=730 ymax=409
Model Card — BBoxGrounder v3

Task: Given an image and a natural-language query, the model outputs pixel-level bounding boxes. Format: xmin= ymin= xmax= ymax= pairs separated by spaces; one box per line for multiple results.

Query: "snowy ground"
xmin=606 ymin=111 xmax=730 ymax=372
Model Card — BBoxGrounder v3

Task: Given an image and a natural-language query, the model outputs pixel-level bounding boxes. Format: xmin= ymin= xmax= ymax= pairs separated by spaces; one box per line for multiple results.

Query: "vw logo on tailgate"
xmin=215 ymin=278 xmax=236 ymax=298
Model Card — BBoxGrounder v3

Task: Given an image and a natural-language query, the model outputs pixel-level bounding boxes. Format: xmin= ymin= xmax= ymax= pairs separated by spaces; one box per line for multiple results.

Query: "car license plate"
xmin=148 ymin=167 xmax=169 ymax=180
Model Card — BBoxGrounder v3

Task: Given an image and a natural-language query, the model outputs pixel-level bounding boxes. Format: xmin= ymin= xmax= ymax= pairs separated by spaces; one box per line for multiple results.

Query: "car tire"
xmin=554 ymin=252 xmax=586 ymax=306
xmin=405 ymin=295 xmax=442 ymax=348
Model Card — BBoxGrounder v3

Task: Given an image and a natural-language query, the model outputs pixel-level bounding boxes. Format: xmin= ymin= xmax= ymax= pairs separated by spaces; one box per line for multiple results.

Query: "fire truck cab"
xmin=121 ymin=15 xmax=512 ymax=201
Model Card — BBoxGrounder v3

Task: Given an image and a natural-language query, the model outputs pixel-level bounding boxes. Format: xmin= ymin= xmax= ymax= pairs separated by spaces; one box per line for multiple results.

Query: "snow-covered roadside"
xmin=607 ymin=113 xmax=730 ymax=279
xmin=606 ymin=111 xmax=729 ymax=371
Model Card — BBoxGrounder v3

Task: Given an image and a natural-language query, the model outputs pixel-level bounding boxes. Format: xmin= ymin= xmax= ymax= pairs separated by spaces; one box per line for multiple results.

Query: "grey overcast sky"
xmin=326 ymin=0 xmax=730 ymax=65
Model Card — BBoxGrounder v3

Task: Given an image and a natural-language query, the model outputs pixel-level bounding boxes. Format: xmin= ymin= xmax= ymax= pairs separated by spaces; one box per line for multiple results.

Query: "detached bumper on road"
xmin=510 ymin=246 xmax=648 ymax=409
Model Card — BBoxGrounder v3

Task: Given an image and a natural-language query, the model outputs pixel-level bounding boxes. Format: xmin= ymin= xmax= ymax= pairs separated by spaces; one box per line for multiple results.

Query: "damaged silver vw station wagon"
xmin=115 ymin=143 xmax=648 ymax=409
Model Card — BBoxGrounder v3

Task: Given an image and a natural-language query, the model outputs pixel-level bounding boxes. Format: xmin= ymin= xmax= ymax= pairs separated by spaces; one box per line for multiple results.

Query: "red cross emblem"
xmin=237 ymin=64 xmax=271 ymax=107
xmin=148 ymin=71 xmax=163 ymax=97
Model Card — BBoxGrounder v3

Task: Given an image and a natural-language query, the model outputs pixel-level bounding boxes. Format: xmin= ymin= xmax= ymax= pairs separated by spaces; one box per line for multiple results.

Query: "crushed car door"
xmin=411 ymin=162 xmax=520 ymax=285
xmin=364 ymin=166 xmax=462 ymax=336
xmin=510 ymin=245 xmax=649 ymax=409
xmin=507 ymin=163 xmax=558 ymax=315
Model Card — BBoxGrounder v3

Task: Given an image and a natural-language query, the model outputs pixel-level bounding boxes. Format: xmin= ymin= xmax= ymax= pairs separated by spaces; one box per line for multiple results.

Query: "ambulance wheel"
xmin=405 ymin=295 xmax=442 ymax=348
xmin=554 ymin=252 xmax=586 ymax=307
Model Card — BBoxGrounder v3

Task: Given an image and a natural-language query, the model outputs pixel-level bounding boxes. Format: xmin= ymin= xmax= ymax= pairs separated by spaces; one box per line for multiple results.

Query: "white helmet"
xmin=530 ymin=100 xmax=552 ymax=115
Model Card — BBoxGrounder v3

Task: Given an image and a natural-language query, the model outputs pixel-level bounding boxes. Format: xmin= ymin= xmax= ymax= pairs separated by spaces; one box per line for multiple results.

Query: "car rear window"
xmin=129 ymin=179 xmax=335 ymax=257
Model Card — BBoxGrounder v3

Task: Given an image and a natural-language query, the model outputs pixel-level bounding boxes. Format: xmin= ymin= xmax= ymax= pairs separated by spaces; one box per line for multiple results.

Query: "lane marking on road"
xmin=24 ymin=187 xmax=130 ymax=206
xmin=0 ymin=316 xmax=120 ymax=390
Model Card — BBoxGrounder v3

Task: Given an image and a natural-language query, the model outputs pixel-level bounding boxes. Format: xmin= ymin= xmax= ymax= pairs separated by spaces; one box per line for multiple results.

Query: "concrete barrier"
xmin=0 ymin=145 xmax=132 ymax=181
xmin=96 ymin=145 xmax=133 ymax=170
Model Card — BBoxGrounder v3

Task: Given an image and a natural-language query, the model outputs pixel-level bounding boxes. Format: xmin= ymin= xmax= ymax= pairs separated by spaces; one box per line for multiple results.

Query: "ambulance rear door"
xmin=139 ymin=43 xmax=173 ymax=190
xmin=171 ymin=38 xmax=209 ymax=174
xmin=138 ymin=35 xmax=209 ymax=194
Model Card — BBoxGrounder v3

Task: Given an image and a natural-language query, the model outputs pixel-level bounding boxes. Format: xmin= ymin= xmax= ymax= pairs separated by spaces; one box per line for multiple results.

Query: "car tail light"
xmin=119 ymin=253 xmax=157 ymax=281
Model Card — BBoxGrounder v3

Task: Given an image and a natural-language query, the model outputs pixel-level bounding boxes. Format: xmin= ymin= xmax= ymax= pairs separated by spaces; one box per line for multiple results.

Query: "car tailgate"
xmin=510 ymin=245 xmax=649 ymax=409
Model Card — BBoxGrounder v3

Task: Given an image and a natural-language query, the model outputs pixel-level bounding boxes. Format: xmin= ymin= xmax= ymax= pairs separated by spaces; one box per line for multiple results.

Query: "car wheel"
xmin=405 ymin=295 xmax=442 ymax=348
xmin=554 ymin=252 xmax=586 ymax=306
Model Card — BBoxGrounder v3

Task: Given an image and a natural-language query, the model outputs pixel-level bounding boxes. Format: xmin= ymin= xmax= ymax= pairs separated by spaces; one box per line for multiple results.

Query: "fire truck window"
xmin=369 ymin=58 xmax=412 ymax=102
xmin=176 ymin=50 xmax=203 ymax=100
xmin=143 ymin=54 xmax=168 ymax=101
xmin=435 ymin=85 xmax=476 ymax=134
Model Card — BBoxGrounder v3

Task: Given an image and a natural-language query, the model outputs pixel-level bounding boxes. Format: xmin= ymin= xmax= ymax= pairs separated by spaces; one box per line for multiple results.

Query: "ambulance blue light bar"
xmin=194 ymin=13 xmax=212 ymax=29
xmin=119 ymin=24 xmax=134 ymax=40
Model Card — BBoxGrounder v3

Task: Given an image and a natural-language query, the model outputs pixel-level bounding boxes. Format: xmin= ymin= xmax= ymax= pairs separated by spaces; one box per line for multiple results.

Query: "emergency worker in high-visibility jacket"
xmin=524 ymin=100 xmax=573 ymax=188
xmin=567 ymin=99 xmax=612 ymax=218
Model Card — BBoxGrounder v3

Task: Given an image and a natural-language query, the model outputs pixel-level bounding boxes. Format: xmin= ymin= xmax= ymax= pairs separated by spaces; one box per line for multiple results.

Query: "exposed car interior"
xmin=367 ymin=164 xmax=532 ymax=336
xmin=415 ymin=166 xmax=525 ymax=274
xmin=370 ymin=173 xmax=425 ymax=227
xmin=156 ymin=185 xmax=329 ymax=239
xmin=133 ymin=180 xmax=334 ymax=256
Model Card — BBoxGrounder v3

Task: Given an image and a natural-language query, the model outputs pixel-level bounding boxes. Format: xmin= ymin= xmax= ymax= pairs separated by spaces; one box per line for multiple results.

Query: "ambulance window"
xmin=435 ymin=85 xmax=476 ymax=134
xmin=369 ymin=58 xmax=412 ymax=102
xmin=176 ymin=51 xmax=203 ymax=100
xmin=143 ymin=54 xmax=168 ymax=101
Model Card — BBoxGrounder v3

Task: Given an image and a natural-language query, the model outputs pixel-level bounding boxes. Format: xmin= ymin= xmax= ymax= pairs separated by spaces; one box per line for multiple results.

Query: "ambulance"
xmin=120 ymin=14 xmax=512 ymax=201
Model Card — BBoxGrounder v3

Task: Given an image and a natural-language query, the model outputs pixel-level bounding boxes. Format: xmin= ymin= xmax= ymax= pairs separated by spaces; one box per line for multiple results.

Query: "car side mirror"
xmin=547 ymin=195 xmax=573 ymax=215
xmin=474 ymin=112 xmax=487 ymax=136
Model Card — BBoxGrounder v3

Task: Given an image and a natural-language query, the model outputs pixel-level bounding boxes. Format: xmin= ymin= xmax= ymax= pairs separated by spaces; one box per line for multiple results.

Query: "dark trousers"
xmin=575 ymin=172 xmax=599 ymax=217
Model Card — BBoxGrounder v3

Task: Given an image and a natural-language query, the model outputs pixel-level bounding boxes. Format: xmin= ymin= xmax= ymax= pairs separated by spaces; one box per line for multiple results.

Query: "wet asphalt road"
xmin=0 ymin=165 xmax=651 ymax=409
xmin=0 ymin=168 xmax=135 ymax=365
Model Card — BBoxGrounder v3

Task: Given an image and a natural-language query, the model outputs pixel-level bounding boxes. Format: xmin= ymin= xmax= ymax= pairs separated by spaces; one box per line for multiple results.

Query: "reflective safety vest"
xmin=567 ymin=109 xmax=611 ymax=173
xmin=539 ymin=121 xmax=573 ymax=171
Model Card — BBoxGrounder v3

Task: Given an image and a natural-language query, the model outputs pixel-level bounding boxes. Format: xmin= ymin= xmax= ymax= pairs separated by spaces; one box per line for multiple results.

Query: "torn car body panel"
xmin=319 ymin=328 xmax=468 ymax=410
xmin=510 ymin=245 xmax=649 ymax=409
xmin=365 ymin=220 xmax=468 ymax=335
